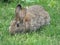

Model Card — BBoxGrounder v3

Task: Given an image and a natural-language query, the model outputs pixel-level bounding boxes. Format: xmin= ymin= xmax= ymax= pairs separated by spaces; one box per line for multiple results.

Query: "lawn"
xmin=0 ymin=0 xmax=60 ymax=45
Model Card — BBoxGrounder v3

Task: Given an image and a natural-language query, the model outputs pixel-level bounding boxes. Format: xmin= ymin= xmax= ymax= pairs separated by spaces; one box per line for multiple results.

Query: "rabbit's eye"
xmin=17 ymin=24 xmax=19 ymax=27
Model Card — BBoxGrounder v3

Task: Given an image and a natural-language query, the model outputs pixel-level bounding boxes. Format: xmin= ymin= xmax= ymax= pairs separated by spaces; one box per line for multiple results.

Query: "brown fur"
xmin=9 ymin=4 xmax=50 ymax=34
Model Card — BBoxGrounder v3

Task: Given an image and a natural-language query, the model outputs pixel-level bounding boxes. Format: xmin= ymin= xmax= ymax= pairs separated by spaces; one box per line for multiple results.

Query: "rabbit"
xmin=9 ymin=4 xmax=50 ymax=34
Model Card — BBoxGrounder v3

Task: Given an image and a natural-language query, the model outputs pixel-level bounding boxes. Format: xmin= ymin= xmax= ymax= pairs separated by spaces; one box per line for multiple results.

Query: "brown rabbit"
xmin=9 ymin=4 xmax=50 ymax=34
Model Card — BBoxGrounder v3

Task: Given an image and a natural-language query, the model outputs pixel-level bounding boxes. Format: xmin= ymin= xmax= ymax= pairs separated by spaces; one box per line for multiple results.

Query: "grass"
xmin=0 ymin=0 xmax=60 ymax=45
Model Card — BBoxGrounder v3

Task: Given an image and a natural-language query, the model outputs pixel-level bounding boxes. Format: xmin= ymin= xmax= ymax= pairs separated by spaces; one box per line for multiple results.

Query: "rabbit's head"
xmin=9 ymin=4 xmax=30 ymax=34
xmin=9 ymin=19 xmax=26 ymax=34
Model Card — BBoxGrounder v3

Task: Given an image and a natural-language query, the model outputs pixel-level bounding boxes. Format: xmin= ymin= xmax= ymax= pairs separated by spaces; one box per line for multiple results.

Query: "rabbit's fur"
xmin=9 ymin=4 xmax=50 ymax=34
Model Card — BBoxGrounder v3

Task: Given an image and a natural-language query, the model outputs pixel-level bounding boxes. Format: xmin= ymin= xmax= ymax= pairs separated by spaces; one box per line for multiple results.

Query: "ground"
xmin=0 ymin=0 xmax=60 ymax=45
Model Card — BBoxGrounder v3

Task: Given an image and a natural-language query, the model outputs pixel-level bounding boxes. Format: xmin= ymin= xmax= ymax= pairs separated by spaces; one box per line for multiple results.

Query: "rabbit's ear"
xmin=15 ymin=4 xmax=22 ymax=14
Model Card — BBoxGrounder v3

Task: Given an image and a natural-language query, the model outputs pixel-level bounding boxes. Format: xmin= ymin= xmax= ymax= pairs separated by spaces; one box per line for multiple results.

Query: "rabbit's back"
xmin=26 ymin=5 xmax=50 ymax=30
xmin=27 ymin=5 xmax=44 ymax=15
xmin=27 ymin=5 xmax=49 ymax=18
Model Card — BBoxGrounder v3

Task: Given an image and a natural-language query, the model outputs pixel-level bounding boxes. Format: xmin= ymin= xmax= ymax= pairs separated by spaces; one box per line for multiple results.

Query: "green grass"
xmin=0 ymin=0 xmax=60 ymax=45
